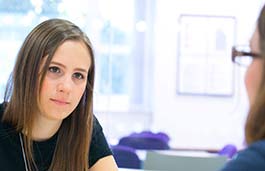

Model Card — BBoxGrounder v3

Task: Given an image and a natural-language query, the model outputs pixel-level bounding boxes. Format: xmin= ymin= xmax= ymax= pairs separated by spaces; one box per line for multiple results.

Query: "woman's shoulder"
xmin=92 ymin=115 xmax=103 ymax=132
xmin=0 ymin=102 xmax=5 ymax=117
xmin=89 ymin=114 xmax=113 ymax=167
xmin=221 ymin=140 xmax=265 ymax=171
xmin=0 ymin=102 xmax=16 ymax=133
xmin=249 ymin=139 xmax=265 ymax=152
xmin=0 ymin=101 xmax=9 ymax=117
xmin=0 ymin=102 xmax=7 ymax=122
xmin=245 ymin=140 xmax=265 ymax=161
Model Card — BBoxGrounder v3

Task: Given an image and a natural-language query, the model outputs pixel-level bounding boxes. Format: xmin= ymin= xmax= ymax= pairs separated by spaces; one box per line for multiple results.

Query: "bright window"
xmin=0 ymin=0 xmax=153 ymax=116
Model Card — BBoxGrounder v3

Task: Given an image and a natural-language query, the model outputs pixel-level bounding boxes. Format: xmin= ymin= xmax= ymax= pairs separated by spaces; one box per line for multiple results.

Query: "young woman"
xmin=221 ymin=4 xmax=265 ymax=171
xmin=0 ymin=19 xmax=118 ymax=171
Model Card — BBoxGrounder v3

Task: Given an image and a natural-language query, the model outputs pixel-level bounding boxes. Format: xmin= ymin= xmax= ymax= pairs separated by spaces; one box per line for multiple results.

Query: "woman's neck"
xmin=31 ymin=114 xmax=62 ymax=141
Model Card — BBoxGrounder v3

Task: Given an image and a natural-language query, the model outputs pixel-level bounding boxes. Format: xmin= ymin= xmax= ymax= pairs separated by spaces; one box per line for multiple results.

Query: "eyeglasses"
xmin=232 ymin=46 xmax=261 ymax=66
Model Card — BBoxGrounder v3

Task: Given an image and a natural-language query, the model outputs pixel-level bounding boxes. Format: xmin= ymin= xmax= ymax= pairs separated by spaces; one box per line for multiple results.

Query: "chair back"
xmin=111 ymin=145 xmax=142 ymax=169
xmin=218 ymin=144 xmax=237 ymax=158
xmin=118 ymin=131 xmax=170 ymax=150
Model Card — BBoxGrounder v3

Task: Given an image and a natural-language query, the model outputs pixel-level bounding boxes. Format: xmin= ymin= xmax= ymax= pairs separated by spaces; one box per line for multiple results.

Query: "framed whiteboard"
xmin=177 ymin=15 xmax=236 ymax=96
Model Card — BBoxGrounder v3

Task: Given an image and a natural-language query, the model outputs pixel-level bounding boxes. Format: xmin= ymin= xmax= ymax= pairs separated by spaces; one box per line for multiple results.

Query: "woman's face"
xmin=38 ymin=40 xmax=91 ymax=122
xmin=245 ymin=27 xmax=263 ymax=106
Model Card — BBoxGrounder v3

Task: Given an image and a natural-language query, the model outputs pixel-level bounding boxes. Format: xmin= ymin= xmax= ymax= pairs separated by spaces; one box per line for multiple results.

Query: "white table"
xmin=118 ymin=150 xmax=227 ymax=171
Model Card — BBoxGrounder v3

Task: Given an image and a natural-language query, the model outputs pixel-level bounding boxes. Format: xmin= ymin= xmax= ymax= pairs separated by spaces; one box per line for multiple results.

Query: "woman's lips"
xmin=50 ymin=98 xmax=70 ymax=105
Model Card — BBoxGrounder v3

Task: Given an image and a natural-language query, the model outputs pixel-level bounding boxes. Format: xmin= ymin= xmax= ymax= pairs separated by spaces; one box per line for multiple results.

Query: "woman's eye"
xmin=73 ymin=73 xmax=85 ymax=80
xmin=48 ymin=66 xmax=60 ymax=73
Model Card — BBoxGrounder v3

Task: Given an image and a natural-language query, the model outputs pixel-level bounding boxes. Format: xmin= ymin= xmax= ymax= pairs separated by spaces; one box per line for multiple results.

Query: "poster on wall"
xmin=177 ymin=15 xmax=236 ymax=96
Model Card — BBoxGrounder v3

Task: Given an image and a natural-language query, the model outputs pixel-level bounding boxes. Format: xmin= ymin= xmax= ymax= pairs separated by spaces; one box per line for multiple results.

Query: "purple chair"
xmin=218 ymin=144 xmax=237 ymax=158
xmin=118 ymin=131 xmax=170 ymax=150
xmin=111 ymin=145 xmax=142 ymax=169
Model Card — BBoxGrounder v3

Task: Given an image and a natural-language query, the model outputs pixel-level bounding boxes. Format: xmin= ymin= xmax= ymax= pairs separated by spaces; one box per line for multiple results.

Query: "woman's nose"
xmin=56 ymin=76 xmax=73 ymax=93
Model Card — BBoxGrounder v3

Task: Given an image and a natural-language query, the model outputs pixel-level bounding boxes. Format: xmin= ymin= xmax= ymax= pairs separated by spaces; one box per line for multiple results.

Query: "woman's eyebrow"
xmin=50 ymin=61 xmax=88 ymax=73
xmin=75 ymin=68 xmax=88 ymax=74
xmin=50 ymin=61 xmax=66 ymax=68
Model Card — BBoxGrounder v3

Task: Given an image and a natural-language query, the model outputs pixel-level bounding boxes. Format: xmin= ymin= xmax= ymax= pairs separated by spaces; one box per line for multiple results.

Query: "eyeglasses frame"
xmin=232 ymin=46 xmax=261 ymax=65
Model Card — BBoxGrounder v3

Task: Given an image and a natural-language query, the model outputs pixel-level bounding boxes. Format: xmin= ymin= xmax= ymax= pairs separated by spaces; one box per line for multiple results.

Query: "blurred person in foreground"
xmin=221 ymin=3 xmax=265 ymax=171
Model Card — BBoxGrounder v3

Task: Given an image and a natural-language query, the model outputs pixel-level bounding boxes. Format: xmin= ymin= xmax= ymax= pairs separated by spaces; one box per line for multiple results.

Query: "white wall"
xmin=152 ymin=0 xmax=264 ymax=150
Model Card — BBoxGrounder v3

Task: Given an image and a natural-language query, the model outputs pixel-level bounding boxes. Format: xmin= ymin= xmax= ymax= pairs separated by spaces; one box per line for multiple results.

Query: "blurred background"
xmin=0 ymin=0 xmax=264 ymax=151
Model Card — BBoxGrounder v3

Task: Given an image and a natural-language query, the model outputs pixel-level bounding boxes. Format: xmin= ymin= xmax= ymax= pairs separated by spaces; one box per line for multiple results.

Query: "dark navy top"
xmin=0 ymin=102 xmax=112 ymax=171
xmin=221 ymin=140 xmax=265 ymax=171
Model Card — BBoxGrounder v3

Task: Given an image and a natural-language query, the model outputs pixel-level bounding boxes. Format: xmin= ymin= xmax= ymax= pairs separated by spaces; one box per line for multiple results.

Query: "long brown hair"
xmin=245 ymin=4 xmax=265 ymax=145
xmin=3 ymin=18 xmax=95 ymax=171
